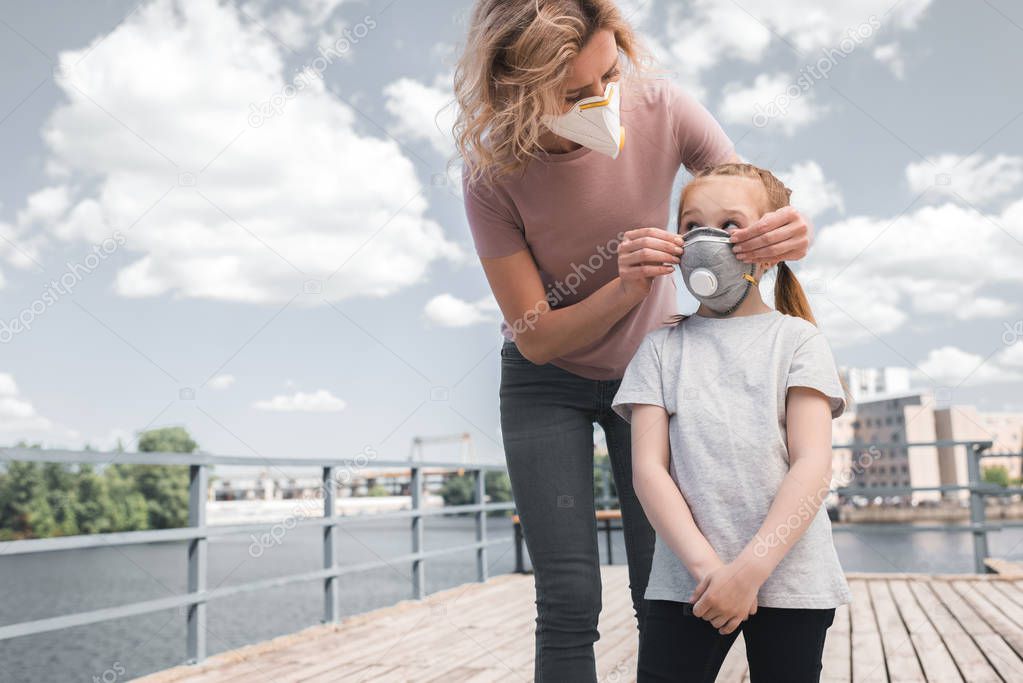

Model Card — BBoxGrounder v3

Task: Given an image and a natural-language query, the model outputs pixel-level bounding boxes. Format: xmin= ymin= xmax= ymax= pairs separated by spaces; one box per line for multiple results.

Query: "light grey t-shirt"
xmin=611 ymin=309 xmax=852 ymax=609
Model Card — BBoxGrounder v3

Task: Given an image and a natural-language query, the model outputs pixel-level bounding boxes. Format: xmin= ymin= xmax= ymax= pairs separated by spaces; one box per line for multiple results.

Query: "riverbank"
xmin=206 ymin=494 xmax=446 ymax=526
xmin=838 ymin=500 xmax=1023 ymax=523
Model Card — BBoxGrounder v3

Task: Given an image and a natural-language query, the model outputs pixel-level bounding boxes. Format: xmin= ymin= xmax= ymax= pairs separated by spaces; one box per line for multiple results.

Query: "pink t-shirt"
xmin=462 ymin=78 xmax=735 ymax=380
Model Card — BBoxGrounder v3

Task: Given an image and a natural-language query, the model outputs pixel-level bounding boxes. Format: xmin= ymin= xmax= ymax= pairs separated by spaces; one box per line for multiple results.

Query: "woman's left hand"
xmin=728 ymin=205 xmax=813 ymax=268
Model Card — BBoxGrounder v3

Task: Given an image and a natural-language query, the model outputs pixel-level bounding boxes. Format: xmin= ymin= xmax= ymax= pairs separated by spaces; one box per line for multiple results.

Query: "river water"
xmin=2 ymin=517 xmax=1023 ymax=682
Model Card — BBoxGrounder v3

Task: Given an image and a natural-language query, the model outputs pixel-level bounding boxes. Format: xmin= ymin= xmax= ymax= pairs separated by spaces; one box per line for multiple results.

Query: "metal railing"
xmin=830 ymin=439 xmax=1023 ymax=573
xmin=1 ymin=440 xmax=1020 ymax=666
xmin=0 ymin=447 xmax=520 ymax=664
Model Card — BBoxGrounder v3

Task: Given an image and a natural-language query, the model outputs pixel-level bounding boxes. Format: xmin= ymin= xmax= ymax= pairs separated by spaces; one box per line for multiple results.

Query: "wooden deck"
xmin=136 ymin=566 xmax=1023 ymax=683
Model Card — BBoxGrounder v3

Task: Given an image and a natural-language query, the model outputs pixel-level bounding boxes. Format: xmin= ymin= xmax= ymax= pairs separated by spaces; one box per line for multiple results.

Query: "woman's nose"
xmin=579 ymin=82 xmax=604 ymax=99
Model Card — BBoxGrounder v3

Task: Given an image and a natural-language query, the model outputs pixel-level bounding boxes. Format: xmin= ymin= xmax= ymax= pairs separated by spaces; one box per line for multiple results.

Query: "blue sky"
xmin=1 ymin=0 xmax=1021 ymax=466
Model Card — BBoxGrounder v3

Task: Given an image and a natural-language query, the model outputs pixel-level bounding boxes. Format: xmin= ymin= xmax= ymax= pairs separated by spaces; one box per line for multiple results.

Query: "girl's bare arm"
xmin=691 ymin=386 xmax=834 ymax=634
xmin=734 ymin=386 xmax=835 ymax=579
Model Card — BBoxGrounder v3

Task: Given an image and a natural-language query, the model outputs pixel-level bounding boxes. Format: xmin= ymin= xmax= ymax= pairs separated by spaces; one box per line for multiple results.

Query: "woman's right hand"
xmin=617 ymin=227 xmax=684 ymax=299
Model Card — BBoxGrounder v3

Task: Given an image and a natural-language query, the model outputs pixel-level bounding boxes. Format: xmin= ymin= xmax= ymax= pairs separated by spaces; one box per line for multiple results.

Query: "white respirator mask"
xmin=542 ymin=80 xmax=625 ymax=159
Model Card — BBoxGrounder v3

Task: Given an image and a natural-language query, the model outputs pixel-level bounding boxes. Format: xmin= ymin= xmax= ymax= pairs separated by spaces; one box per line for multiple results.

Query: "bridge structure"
xmin=3 ymin=440 xmax=1023 ymax=681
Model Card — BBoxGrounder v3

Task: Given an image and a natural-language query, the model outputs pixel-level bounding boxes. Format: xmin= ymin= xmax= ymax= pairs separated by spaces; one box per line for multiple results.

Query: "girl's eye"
xmin=722 ymin=219 xmax=741 ymax=230
xmin=685 ymin=221 xmax=700 ymax=231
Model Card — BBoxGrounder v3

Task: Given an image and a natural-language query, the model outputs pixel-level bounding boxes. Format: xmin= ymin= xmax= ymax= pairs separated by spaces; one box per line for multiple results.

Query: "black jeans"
xmin=499 ymin=339 xmax=656 ymax=682
xmin=639 ymin=599 xmax=836 ymax=682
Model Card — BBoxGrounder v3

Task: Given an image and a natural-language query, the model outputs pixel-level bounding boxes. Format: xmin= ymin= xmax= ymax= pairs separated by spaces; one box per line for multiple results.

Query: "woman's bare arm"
xmin=480 ymin=227 xmax=680 ymax=364
xmin=631 ymin=403 xmax=722 ymax=580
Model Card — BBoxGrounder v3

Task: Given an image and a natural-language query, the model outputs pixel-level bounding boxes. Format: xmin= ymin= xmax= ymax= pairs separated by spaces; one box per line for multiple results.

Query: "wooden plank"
xmin=972 ymin=581 xmax=1023 ymax=630
xmin=593 ymin=567 xmax=642 ymax=679
xmin=908 ymin=579 xmax=999 ymax=683
xmin=983 ymin=558 xmax=1023 ymax=577
xmin=138 ymin=570 xmax=1023 ymax=683
xmin=181 ymin=577 xmax=532 ymax=683
xmin=849 ymin=580 xmax=887 ymax=682
xmin=868 ymin=579 xmax=926 ymax=681
xmin=930 ymin=579 xmax=1023 ymax=681
xmin=887 ymin=580 xmax=961 ymax=683
xmin=949 ymin=580 xmax=1023 ymax=666
xmin=951 ymin=580 xmax=1023 ymax=655
xmin=822 ymin=603 xmax=852 ymax=682
xmin=715 ymin=632 xmax=748 ymax=682
xmin=988 ymin=580 xmax=1023 ymax=611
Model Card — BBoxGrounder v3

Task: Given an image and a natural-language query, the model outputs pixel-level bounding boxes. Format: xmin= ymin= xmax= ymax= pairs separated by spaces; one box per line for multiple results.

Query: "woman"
xmin=453 ymin=2 xmax=812 ymax=681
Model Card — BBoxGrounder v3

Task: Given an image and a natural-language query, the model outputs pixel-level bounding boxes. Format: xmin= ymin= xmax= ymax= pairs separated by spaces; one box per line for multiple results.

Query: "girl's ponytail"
xmin=773 ymin=261 xmax=816 ymax=326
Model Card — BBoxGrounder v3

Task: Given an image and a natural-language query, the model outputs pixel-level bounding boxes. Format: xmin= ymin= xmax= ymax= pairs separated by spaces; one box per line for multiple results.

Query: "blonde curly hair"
xmin=454 ymin=0 xmax=648 ymax=186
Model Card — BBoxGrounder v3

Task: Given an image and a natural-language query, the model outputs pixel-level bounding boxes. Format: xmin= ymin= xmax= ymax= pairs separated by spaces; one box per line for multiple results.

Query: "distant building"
xmin=833 ymin=387 xmax=1023 ymax=504
xmin=935 ymin=406 xmax=1023 ymax=496
xmin=846 ymin=391 xmax=941 ymax=503
xmin=839 ymin=366 xmax=912 ymax=403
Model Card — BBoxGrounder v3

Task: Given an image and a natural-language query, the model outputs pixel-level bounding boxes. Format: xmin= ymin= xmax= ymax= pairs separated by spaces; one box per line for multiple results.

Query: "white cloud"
xmin=384 ymin=75 xmax=456 ymax=157
xmin=873 ymin=43 xmax=906 ymax=79
xmin=253 ymin=389 xmax=347 ymax=413
xmin=665 ymin=2 xmax=772 ymax=94
xmin=423 ymin=293 xmax=499 ymax=327
xmin=18 ymin=186 xmax=71 ymax=227
xmin=33 ymin=0 xmax=462 ymax=306
xmin=208 ymin=374 xmax=236 ymax=390
xmin=239 ymin=0 xmax=349 ymax=49
xmin=0 ymin=373 xmax=56 ymax=436
xmin=660 ymin=0 xmax=933 ymax=95
xmin=914 ymin=346 xmax=1021 ymax=387
xmin=0 ymin=373 xmax=131 ymax=449
xmin=719 ymin=73 xmax=825 ymax=135
xmin=997 ymin=341 xmax=1023 ymax=370
xmin=778 ymin=161 xmax=844 ymax=218
xmin=906 ymin=154 xmax=1023 ymax=207
xmin=797 ymin=199 xmax=1023 ymax=346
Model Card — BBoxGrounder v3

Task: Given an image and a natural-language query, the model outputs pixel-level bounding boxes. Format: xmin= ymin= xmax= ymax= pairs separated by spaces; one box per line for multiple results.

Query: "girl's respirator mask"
xmin=679 ymin=227 xmax=759 ymax=316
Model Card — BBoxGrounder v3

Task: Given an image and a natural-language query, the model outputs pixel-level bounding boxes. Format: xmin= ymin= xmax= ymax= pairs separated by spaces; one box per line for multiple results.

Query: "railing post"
xmin=323 ymin=466 xmax=339 ymax=623
xmin=475 ymin=469 xmax=488 ymax=582
xmin=605 ymin=517 xmax=614 ymax=565
xmin=514 ymin=519 xmax=525 ymax=573
xmin=186 ymin=464 xmax=207 ymax=663
xmin=967 ymin=442 xmax=990 ymax=573
xmin=410 ymin=466 xmax=424 ymax=599
xmin=601 ymin=465 xmax=611 ymax=510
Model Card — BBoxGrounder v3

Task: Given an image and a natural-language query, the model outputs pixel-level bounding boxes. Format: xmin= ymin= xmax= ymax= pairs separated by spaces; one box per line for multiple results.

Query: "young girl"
xmin=611 ymin=163 xmax=851 ymax=682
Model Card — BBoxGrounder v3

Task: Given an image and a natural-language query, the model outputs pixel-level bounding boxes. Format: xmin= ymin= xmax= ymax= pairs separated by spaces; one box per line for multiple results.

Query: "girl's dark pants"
xmin=639 ymin=599 xmax=836 ymax=682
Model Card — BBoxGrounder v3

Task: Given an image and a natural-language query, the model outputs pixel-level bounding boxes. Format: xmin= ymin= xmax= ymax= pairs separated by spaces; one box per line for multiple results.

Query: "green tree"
xmin=0 ymin=459 xmax=59 ymax=540
xmin=440 ymin=473 xmax=475 ymax=507
xmin=485 ymin=471 xmax=512 ymax=507
xmin=439 ymin=470 xmax=513 ymax=515
xmin=983 ymin=465 xmax=1010 ymax=488
xmin=1 ymin=429 xmax=197 ymax=539
xmin=110 ymin=426 xmax=196 ymax=529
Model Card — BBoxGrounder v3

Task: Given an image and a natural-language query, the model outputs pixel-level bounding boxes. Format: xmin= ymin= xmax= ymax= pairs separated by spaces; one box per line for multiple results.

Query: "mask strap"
xmin=720 ymin=265 xmax=759 ymax=316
